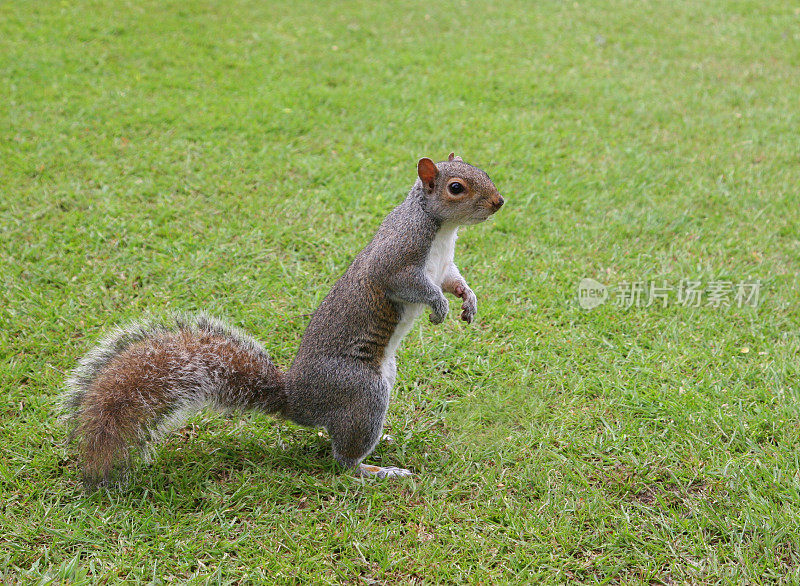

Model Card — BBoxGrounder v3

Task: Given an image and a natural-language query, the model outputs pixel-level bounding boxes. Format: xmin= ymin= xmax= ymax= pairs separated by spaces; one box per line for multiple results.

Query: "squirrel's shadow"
xmin=91 ymin=428 xmax=339 ymax=498
xmin=160 ymin=431 xmax=332 ymax=476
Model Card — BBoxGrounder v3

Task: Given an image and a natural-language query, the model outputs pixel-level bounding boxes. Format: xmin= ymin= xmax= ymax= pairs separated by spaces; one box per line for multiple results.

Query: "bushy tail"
xmin=60 ymin=313 xmax=286 ymax=486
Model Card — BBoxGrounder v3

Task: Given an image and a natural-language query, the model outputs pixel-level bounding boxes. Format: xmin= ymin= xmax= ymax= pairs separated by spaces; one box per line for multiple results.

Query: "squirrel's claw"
xmin=429 ymin=312 xmax=445 ymax=324
xmin=459 ymin=288 xmax=477 ymax=324
xmin=358 ymin=464 xmax=413 ymax=479
xmin=429 ymin=297 xmax=449 ymax=324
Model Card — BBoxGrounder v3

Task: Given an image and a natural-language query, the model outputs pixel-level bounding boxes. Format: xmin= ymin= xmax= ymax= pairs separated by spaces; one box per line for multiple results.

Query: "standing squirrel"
xmin=62 ymin=154 xmax=504 ymax=486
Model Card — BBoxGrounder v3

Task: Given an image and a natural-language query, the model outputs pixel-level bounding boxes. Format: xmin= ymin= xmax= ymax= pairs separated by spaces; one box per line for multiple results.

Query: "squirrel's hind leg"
xmin=326 ymin=378 xmax=412 ymax=479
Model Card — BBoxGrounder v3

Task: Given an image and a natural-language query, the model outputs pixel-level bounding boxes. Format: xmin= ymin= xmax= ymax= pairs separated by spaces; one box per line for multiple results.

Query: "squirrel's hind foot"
xmin=357 ymin=464 xmax=413 ymax=479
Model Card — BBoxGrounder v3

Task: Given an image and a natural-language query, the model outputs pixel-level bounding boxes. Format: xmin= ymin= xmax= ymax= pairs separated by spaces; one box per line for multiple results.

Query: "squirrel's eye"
xmin=448 ymin=182 xmax=465 ymax=195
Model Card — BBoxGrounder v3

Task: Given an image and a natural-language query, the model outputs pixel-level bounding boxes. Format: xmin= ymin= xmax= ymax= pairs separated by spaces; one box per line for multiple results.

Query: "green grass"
xmin=2 ymin=0 xmax=799 ymax=582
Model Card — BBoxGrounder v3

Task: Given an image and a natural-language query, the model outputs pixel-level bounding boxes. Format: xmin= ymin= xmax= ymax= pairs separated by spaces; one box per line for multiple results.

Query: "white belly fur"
xmin=380 ymin=224 xmax=458 ymax=385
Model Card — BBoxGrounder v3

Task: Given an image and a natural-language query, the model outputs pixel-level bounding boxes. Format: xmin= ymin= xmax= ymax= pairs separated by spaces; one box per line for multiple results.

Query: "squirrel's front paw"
xmin=453 ymin=283 xmax=477 ymax=323
xmin=460 ymin=289 xmax=477 ymax=324
xmin=429 ymin=297 xmax=449 ymax=324
xmin=429 ymin=312 xmax=446 ymax=324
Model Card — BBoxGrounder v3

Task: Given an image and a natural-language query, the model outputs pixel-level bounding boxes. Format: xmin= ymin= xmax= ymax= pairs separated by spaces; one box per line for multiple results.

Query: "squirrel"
xmin=61 ymin=154 xmax=504 ymax=486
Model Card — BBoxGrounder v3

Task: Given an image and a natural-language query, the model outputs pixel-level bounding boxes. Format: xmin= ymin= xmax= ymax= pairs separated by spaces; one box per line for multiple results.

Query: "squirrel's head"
xmin=416 ymin=154 xmax=504 ymax=225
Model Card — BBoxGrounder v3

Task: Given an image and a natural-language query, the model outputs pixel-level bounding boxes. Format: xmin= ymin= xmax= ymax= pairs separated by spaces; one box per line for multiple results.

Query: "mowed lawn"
xmin=2 ymin=0 xmax=799 ymax=582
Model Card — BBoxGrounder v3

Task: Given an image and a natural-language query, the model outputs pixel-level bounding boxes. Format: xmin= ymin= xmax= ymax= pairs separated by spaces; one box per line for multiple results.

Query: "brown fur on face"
xmin=416 ymin=157 xmax=503 ymax=225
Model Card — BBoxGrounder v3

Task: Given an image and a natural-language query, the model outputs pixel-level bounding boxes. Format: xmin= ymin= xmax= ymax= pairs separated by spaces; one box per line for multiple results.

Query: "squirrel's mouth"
xmin=473 ymin=196 xmax=504 ymax=222
xmin=466 ymin=213 xmax=492 ymax=225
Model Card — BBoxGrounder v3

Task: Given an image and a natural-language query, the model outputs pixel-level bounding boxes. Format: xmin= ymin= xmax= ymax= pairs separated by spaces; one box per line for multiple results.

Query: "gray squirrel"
xmin=61 ymin=154 xmax=504 ymax=486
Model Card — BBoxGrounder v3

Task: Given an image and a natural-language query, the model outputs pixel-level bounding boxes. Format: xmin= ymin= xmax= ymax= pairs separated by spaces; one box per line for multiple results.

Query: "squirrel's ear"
xmin=448 ymin=153 xmax=463 ymax=162
xmin=417 ymin=158 xmax=438 ymax=190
